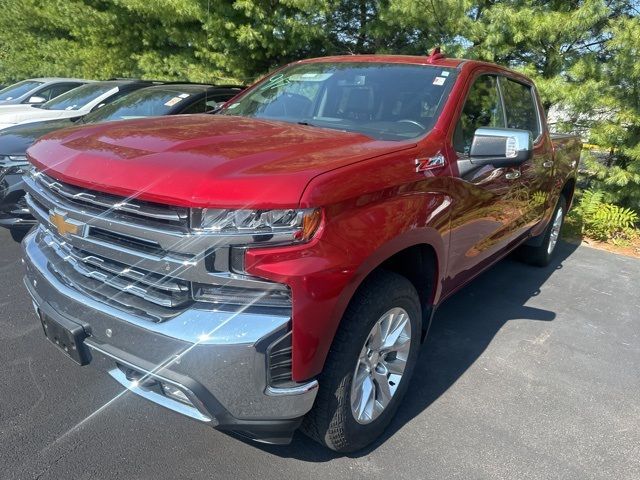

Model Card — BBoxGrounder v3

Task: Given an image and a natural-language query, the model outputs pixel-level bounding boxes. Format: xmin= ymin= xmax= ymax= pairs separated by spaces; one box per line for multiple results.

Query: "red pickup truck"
xmin=21 ymin=53 xmax=581 ymax=452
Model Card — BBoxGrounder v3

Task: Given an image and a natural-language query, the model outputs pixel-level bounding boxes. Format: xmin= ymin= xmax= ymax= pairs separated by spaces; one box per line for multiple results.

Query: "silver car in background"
xmin=0 ymin=78 xmax=90 ymax=105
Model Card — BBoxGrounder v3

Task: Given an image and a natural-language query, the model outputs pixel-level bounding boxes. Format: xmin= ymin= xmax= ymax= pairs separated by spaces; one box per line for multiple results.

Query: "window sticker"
xmin=178 ymin=93 xmax=190 ymax=98
xmin=441 ymin=71 xmax=450 ymax=77
xmin=433 ymin=77 xmax=446 ymax=86
xmin=289 ymin=73 xmax=334 ymax=82
xmin=164 ymin=97 xmax=183 ymax=107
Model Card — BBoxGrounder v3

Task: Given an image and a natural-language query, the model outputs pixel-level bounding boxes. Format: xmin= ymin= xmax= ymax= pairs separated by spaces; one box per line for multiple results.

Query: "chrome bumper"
xmin=22 ymin=230 xmax=318 ymax=443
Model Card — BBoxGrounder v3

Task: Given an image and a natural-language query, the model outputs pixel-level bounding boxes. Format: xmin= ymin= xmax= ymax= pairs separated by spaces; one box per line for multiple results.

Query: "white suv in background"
xmin=0 ymin=78 xmax=89 ymax=105
xmin=0 ymin=80 xmax=154 ymax=131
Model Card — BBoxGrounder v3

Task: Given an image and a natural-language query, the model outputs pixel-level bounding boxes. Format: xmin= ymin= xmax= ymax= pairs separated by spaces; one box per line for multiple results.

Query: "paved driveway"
xmin=1 ymin=228 xmax=639 ymax=480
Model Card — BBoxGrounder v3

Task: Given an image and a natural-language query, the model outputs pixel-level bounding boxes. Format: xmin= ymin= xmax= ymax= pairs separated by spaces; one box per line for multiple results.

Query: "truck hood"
xmin=0 ymin=105 xmax=87 ymax=130
xmin=27 ymin=115 xmax=414 ymax=208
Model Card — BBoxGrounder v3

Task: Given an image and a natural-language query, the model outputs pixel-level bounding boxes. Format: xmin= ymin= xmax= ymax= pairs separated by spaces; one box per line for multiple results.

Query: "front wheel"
xmin=301 ymin=270 xmax=421 ymax=452
xmin=517 ymin=196 xmax=566 ymax=267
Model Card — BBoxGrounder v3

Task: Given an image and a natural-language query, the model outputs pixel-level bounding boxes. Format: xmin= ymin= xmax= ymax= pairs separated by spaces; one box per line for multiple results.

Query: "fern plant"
xmin=576 ymin=190 xmax=639 ymax=241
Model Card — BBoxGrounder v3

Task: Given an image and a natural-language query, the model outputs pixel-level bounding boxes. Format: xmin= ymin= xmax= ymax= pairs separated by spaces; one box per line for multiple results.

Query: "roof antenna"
xmin=427 ymin=46 xmax=445 ymax=63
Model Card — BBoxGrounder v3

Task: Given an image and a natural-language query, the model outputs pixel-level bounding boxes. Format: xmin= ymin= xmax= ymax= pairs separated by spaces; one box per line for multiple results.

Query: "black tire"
xmin=9 ymin=227 xmax=29 ymax=243
xmin=301 ymin=270 xmax=422 ymax=452
xmin=517 ymin=196 xmax=567 ymax=267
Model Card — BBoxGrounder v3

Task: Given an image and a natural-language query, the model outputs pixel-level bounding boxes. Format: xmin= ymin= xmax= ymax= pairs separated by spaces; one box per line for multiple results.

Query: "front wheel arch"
xmin=335 ymin=236 xmax=442 ymax=347
xmin=376 ymin=244 xmax=438 ymax=340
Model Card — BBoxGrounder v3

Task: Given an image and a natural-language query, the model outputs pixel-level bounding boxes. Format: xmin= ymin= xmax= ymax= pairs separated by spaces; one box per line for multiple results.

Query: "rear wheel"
xmin=517 ymin=196 xmax=566 ymax=267
xmin=301 ymin=270 xmax=421 ymax=452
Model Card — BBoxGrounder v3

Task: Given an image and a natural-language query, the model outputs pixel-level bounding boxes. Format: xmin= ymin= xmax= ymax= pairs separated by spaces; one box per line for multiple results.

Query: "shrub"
xmin=576 ymin=190 xmax=639 ymax=242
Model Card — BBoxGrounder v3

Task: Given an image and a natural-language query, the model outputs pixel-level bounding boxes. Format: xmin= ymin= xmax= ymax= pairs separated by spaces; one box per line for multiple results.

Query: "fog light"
xmin=161 ymin=382 xmax=191 ymax=405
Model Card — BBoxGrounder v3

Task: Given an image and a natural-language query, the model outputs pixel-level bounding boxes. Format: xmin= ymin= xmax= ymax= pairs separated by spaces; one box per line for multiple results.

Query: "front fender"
xmin=246 ymin=189 xmax=451 ymax=381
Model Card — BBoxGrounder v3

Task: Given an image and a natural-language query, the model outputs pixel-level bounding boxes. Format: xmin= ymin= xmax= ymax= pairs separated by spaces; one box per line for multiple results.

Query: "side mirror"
xmin=469 ymin=127 xmax=533 ymax=167
xmin=27 ymin=96 xmax=46 ymax=104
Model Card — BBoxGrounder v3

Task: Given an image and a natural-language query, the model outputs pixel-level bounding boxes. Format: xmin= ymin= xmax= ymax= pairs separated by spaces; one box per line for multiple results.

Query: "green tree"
xmin=0 ymin=0 xmax=332 ymax=84
xmin=571 ymin=14 xmax=640 ymax=210
xmin=113 ymin=0 xmax=331 ymax=82
xmin=0 ymin=0 xmax=146 ymax=81
xmin=0 ymin=0 xmax=638 ymax=215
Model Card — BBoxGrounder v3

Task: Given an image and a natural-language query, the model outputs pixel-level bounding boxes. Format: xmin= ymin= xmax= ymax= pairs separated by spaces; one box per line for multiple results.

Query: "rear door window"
xmin=181 ymin=98 xmax=208 ymax=114
xmin=34 ymin=83 xmax=79 ymax=101
xmin=499 ymin=78 xmax=540 ymax=139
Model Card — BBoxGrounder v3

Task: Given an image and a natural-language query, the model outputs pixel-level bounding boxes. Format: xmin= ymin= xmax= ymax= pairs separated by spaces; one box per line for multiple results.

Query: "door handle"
xmin=505 ymin=170 xmax=521 ymax=180
xmin=543 ymin=160 xmax=554 ymax=168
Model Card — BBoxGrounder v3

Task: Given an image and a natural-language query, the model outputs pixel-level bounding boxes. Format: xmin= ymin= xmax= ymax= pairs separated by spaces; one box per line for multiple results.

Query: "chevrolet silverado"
xmin=21 ymin=52 xmax=581 ymax=452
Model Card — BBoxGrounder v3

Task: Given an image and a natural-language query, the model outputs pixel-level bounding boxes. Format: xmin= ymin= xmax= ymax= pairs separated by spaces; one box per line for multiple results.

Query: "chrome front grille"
xmin=35 ymin=172 xmax=189 ymax=229
xmin=40 ymin=229 xmax=192 ymax=321
xmin=22 ymin=171 xmax=199 ymax=322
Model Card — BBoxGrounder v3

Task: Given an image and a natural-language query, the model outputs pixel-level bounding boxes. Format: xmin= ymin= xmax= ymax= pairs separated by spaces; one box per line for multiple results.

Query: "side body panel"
xmin=441 ymin=65 xmax=559 ymax=297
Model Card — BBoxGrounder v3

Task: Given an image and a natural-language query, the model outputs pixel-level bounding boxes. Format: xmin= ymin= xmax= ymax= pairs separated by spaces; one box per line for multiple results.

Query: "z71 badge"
xmin=415 ymin=152 xmax=446 ymax=173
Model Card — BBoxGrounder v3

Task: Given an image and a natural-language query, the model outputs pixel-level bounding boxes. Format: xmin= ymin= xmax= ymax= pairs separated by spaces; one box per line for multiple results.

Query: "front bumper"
xmin=22 ymin=229 xmax=318 ymax=444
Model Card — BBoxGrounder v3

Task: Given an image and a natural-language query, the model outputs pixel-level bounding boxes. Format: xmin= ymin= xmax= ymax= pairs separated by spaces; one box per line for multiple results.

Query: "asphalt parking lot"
xmin=1 ymin=228 xmax=639 ymax=480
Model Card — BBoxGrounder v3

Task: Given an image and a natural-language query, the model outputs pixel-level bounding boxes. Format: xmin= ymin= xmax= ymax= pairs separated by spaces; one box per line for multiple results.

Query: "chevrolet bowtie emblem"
xmin=49 ymin=212 xmax=80 ymax=237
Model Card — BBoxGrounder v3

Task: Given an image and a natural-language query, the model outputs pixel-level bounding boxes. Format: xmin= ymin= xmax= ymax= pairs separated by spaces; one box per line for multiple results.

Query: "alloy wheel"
xmin=350 ymin=307 xmax=412 ymax=424
xmin=547 ymin=206 xmax=564 ymax=255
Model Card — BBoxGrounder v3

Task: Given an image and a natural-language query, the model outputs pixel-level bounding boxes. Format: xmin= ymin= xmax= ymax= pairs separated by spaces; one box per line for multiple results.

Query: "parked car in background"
xmin=0 ymin=78 xmax=89 ymax=105
xmin=0 ymin=79 xmax=162 ymax=130
xmin=0 ymin=83 xmax=243 ymax=240
xmin=21 ymin=54 xmax=581 ymax=452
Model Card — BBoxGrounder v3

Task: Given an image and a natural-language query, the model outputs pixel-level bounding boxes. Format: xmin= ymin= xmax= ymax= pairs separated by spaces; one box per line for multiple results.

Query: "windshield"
xmin=82 ymin=87 xmax=197 ymax=122
xmin=221 ymin=62 xmax=455 ymax=140
xmin=40 ymin=83 xmax=117 ymax=111
xmin=0 ymin=80 xmax=44 ymax=101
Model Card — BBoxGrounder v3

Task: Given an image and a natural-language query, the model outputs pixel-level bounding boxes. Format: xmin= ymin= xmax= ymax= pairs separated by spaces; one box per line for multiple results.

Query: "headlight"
xmin=191 ymin=208 xmax=322 ymax=309
xmin=193 ymin=208 xmax=322 ymax=244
